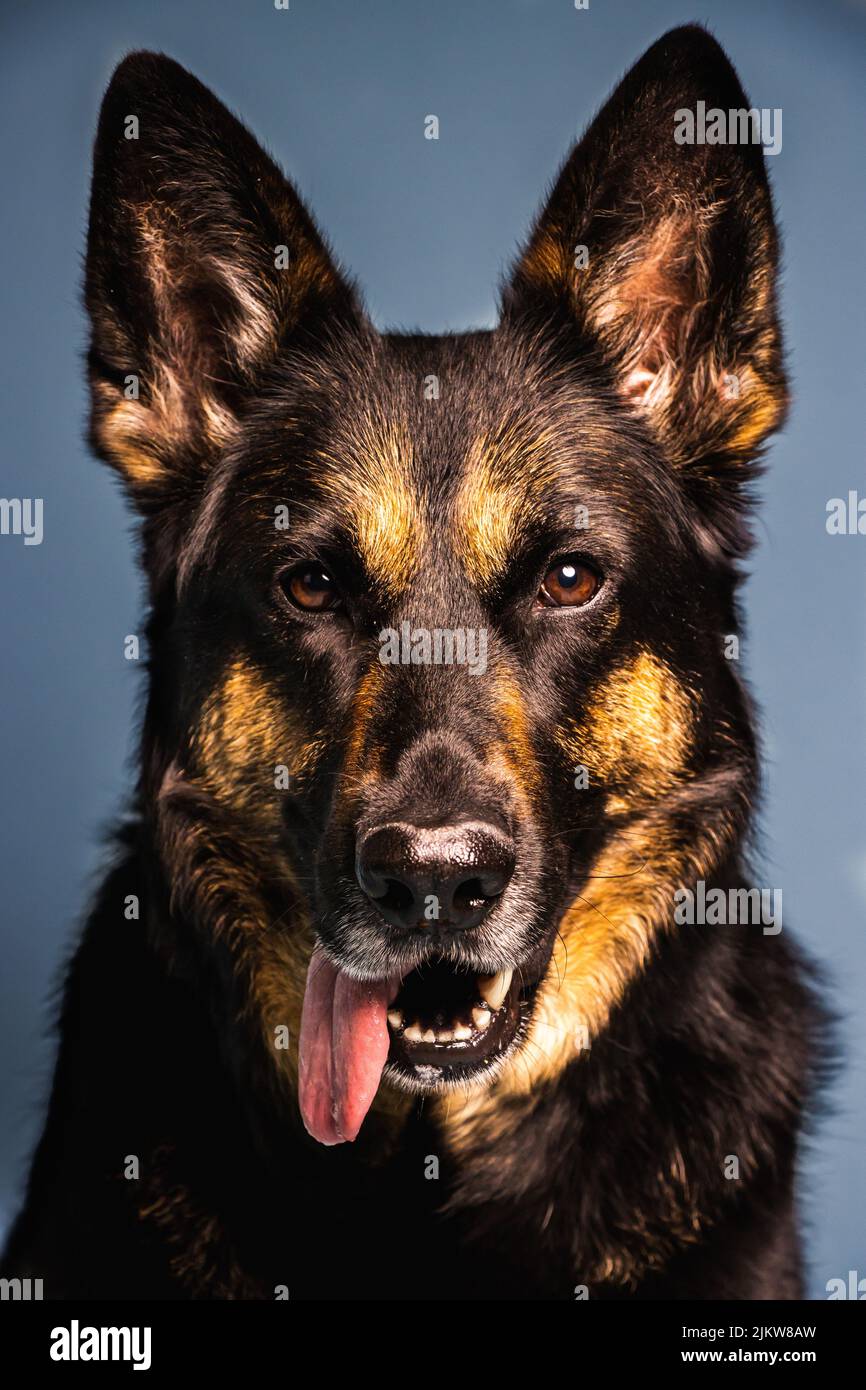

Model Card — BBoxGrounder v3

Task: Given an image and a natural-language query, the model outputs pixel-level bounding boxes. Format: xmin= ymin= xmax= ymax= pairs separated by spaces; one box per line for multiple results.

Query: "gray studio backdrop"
xmin=1 ymin=0 xmax=863 ymax=1297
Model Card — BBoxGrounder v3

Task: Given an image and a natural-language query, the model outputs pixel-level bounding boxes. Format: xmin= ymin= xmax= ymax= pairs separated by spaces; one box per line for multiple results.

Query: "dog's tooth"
xmin=404 ymin=1023 xmax=423 ymax=1043
xmin=436 ymin=1029 xmax=454 ymax=1043
xmin=387 ymin=1010 xmax=403 ymax=1030
xmin=472 ymin=1007 xmax=491 ymax=1032
xmin=422 ymin=1029 xmax=436 ymax=1044
xmin=478 ymin=968 xmax=513 ymax=1011
xmin=453 ymin=1024 xmax=472 ymax=1041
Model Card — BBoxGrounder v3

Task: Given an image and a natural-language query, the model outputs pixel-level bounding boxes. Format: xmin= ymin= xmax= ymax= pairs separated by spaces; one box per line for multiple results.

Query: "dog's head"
xmin=86 ymin=26 xmax=785 ymax=1144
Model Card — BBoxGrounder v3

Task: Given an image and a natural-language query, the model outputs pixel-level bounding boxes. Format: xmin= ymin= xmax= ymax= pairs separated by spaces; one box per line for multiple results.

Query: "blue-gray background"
xmin=1 ymin=0 xmax=863 ymax=1298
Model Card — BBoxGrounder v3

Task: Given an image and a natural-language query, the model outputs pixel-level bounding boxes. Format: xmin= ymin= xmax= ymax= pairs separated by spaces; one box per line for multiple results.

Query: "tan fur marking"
xmin=97 ymin=399 xmax=167 ymax=486
xmin=194 ymin=658 xmax=326 ymax=815
xmin=95 ymin=362 xmax=238 ymax=493
xmin=456 ymin=432 xmax=557 ymax=587
xmin=518 ymin=228 xmax=568 ymax=292
xmin=318 ymin=420 xmax=421 ymax=596
xmin=724 ymin=369 xmax=785 ymax=454
xmin=334 ymin=663 xmax=388 ymax=825
xmin=556 ymin=650 xmax=695 ymax=807
xmin=489 ymin=676 xmax=544 ymax=803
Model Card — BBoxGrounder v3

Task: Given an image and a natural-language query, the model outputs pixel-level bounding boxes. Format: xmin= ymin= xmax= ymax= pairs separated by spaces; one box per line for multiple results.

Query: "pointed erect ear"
xmin=86 ymin=52 xmax=363 ymax=503
xmin=504 ymin=26 xmax=787 ymax=515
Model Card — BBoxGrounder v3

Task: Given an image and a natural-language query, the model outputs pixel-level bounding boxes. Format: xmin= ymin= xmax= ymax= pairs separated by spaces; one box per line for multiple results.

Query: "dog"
xmin=3 ymin=25 xmax=825 ymax=1300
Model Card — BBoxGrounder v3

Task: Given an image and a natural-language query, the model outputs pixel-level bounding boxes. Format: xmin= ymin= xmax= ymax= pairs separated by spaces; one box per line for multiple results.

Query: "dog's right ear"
xmin=86 ymin=52 xmax=362 ymax=508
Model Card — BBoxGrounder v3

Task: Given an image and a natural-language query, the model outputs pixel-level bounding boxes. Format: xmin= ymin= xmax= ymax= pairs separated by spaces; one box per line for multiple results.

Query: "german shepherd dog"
xmin=3 ymin=26 xmax=825 ymax=1300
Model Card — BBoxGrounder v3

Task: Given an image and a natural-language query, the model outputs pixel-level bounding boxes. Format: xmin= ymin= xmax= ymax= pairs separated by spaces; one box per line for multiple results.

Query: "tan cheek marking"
xmin=555 ymin=650 xmax=695 ymax=809
xmin=193 ymin=658 xmax=326 ymax=816
xmin=155 ymin=767 xmax=309 ymax=1112
xmin=155 ymin=765 xmax=309 ymax=1102
xmin=518 ymin=829 xmax=677 ymax=1087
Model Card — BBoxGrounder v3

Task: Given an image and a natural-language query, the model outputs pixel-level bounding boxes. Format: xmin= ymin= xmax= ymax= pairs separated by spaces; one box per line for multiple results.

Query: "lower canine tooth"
xmin=478 ymin=968 xmax=513 ymax=1011
xmin=404 ymin=1024 xmax=423 ymax=1043
xmin=472 ymin=1007 xmax=491 ymax=1031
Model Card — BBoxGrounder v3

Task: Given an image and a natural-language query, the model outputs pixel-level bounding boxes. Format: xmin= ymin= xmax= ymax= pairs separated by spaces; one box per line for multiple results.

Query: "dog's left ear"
xmin=504 ymin=25 xmax=786 ymax=536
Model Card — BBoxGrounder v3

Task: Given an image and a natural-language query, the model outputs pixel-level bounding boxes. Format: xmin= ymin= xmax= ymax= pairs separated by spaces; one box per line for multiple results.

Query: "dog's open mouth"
xmin=385 ymin=957 xmax=530 ymax=1081
xmin=298 ymin=944 xmax=537 ymax=1146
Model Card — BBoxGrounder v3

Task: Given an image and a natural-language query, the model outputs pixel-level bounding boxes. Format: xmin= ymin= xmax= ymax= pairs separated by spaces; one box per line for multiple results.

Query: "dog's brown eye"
xmin=278 ymin=564 xmax=340 ymax=612
xmin=538 ymin=558 xmax=600 ymax=608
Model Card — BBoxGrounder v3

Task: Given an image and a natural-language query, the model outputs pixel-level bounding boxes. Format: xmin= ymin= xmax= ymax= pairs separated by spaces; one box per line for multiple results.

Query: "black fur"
xmin=3 ymin=26 xmax=827 ymax=1300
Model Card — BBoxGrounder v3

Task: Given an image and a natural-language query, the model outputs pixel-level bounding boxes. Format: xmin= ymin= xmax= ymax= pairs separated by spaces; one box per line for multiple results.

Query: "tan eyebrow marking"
xmin=317 ymin=416 xmax=422 ymax=597
xmin=455 ymin=429 xmax=557 ymax=587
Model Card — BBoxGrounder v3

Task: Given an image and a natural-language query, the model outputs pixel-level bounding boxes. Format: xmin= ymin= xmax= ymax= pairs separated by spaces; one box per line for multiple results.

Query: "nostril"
xmin=452 ymin=877 xmax=494 ymax=914
xmin=379 ymin=879 xmax=414 ymax=915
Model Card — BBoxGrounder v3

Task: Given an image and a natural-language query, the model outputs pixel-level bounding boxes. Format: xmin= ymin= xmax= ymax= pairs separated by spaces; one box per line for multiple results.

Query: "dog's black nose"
xmin=356 ymin=821 xmax=515 ymax=932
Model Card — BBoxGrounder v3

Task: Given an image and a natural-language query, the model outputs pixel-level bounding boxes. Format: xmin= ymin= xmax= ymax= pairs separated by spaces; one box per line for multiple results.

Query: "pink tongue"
xmin=298 ymin=944 xmax=394 ymax=1145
